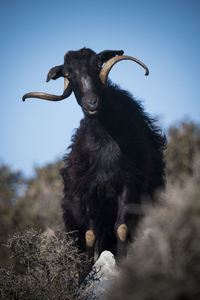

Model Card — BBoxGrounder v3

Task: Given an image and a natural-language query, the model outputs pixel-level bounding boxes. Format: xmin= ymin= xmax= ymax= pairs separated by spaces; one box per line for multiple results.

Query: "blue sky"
xmin=0 ymin=0 xmax=200 ymax=177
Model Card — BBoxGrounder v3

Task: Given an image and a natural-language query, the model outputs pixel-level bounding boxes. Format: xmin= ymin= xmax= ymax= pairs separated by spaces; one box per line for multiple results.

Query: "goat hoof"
xmin=117 ymin=224 xmax=128 ymax=242
xmin=85 ymin=230 xmax=95 ymax=247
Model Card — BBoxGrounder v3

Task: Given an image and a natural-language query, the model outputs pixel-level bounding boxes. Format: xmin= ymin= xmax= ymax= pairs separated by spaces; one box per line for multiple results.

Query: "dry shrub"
xmin=165 ymin=120 xmax=200 ymax=184
xmin=0 ymin=228 xmax=90 ymax=300
xmin=0 ymin=161 xmax=64 ymax=268
xmin=105 ymin=156 xmax=200 ymax=300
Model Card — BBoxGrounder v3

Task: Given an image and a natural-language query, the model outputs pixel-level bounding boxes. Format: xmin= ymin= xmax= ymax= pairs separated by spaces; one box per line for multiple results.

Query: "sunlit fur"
xmin=61 ymin=48 xmax=166 ymax=261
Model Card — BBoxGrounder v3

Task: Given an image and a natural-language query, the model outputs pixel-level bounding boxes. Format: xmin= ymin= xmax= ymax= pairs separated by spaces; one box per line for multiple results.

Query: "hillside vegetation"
xmin=0 ymin=120 xmax=200 ymax=299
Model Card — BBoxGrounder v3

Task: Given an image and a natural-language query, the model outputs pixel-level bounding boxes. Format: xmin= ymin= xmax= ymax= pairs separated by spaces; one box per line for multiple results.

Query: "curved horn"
xmin=22 ymin=78 xmax=72 ymax=102
xmin=99 ymin=55 xmax=149 ymax=85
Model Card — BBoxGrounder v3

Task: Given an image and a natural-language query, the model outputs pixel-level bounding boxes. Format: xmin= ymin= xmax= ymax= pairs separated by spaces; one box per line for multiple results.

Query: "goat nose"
xmin=87 ymin=98 xmax=98 ymax=110
xmin=82 ymin=96 xmax=99 ymax=112
xmin=89 ymin=97 xmax=98 ymax=106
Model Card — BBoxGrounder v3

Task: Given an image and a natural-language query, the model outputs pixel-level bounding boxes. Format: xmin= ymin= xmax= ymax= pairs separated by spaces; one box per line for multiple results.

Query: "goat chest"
xmin=82 ymin=118 xmax=123 ymax=188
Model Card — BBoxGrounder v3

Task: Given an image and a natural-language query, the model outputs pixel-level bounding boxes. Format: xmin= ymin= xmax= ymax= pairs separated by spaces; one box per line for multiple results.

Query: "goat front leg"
xmin=114 ymin=186 xmax=129 ymax=263
xmin=115 ymin=185 xmax=142 ymax=264
xmin=85 ymin=228 xmax=95 ymax=260
xmin=78 ymin=221 xmax=96 ymax=285
xmin=85 ymin=217 xmax=96 ymax=263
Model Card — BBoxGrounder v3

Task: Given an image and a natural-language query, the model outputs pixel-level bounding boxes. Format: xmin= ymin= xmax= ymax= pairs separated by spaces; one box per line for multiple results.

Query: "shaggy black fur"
xmin=60 ymin=48 xmax=166 ymax=262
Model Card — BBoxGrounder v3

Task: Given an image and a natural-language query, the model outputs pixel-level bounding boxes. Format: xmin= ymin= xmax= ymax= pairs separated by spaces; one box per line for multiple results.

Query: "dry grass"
xmin=0 ymin=228 xmax=91 ymax=300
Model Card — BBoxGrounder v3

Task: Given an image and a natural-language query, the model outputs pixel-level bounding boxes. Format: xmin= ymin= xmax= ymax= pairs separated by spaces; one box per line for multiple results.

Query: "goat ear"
xmin=97 ymin=50 xmax=124 ymax=64
xmin=46 ymin=65 xmax=64 ymax=82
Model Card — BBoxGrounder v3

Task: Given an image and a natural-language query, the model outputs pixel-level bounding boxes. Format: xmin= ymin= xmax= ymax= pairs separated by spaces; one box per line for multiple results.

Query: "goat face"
xmin=61 ymin=49 xmax=103 ymax=117
xmin=22 ymin=48 xmax=149 ymax=117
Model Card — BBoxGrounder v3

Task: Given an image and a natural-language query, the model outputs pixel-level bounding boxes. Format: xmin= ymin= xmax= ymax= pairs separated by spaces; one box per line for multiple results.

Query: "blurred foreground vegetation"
xmin=106 ymin=142 xmax=200 ymax=300
xmin=0 ymin=119 xmax=200 ymax=299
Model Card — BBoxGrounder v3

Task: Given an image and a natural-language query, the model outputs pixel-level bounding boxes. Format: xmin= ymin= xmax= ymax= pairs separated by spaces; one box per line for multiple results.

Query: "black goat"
xmin=23 ymin=48 xmax=166 ymax=263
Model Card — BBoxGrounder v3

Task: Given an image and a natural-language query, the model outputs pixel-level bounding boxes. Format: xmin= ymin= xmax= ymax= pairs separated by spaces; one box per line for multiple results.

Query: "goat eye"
xmin=90 ymin=57 xmax=101 ymax=71
xmin=97 ymin=61 xmax=102 ymax=68
xmin=65 ymin=72 xmax=72 ymax=80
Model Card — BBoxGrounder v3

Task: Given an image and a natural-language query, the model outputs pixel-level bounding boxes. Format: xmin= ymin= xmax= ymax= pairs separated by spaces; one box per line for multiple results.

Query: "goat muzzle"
xmin=99 ymin=55 xmax=149 ymax=85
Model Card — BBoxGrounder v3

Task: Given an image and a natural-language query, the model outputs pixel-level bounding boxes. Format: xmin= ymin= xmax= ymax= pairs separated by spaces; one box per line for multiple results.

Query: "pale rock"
xmin=79 ymin=251 xmax=117 ymax=299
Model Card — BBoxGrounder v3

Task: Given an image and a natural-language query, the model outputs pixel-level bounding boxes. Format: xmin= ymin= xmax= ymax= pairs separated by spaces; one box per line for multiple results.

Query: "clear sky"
xmin=0 ymin=0 xmax=200 ymax=177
